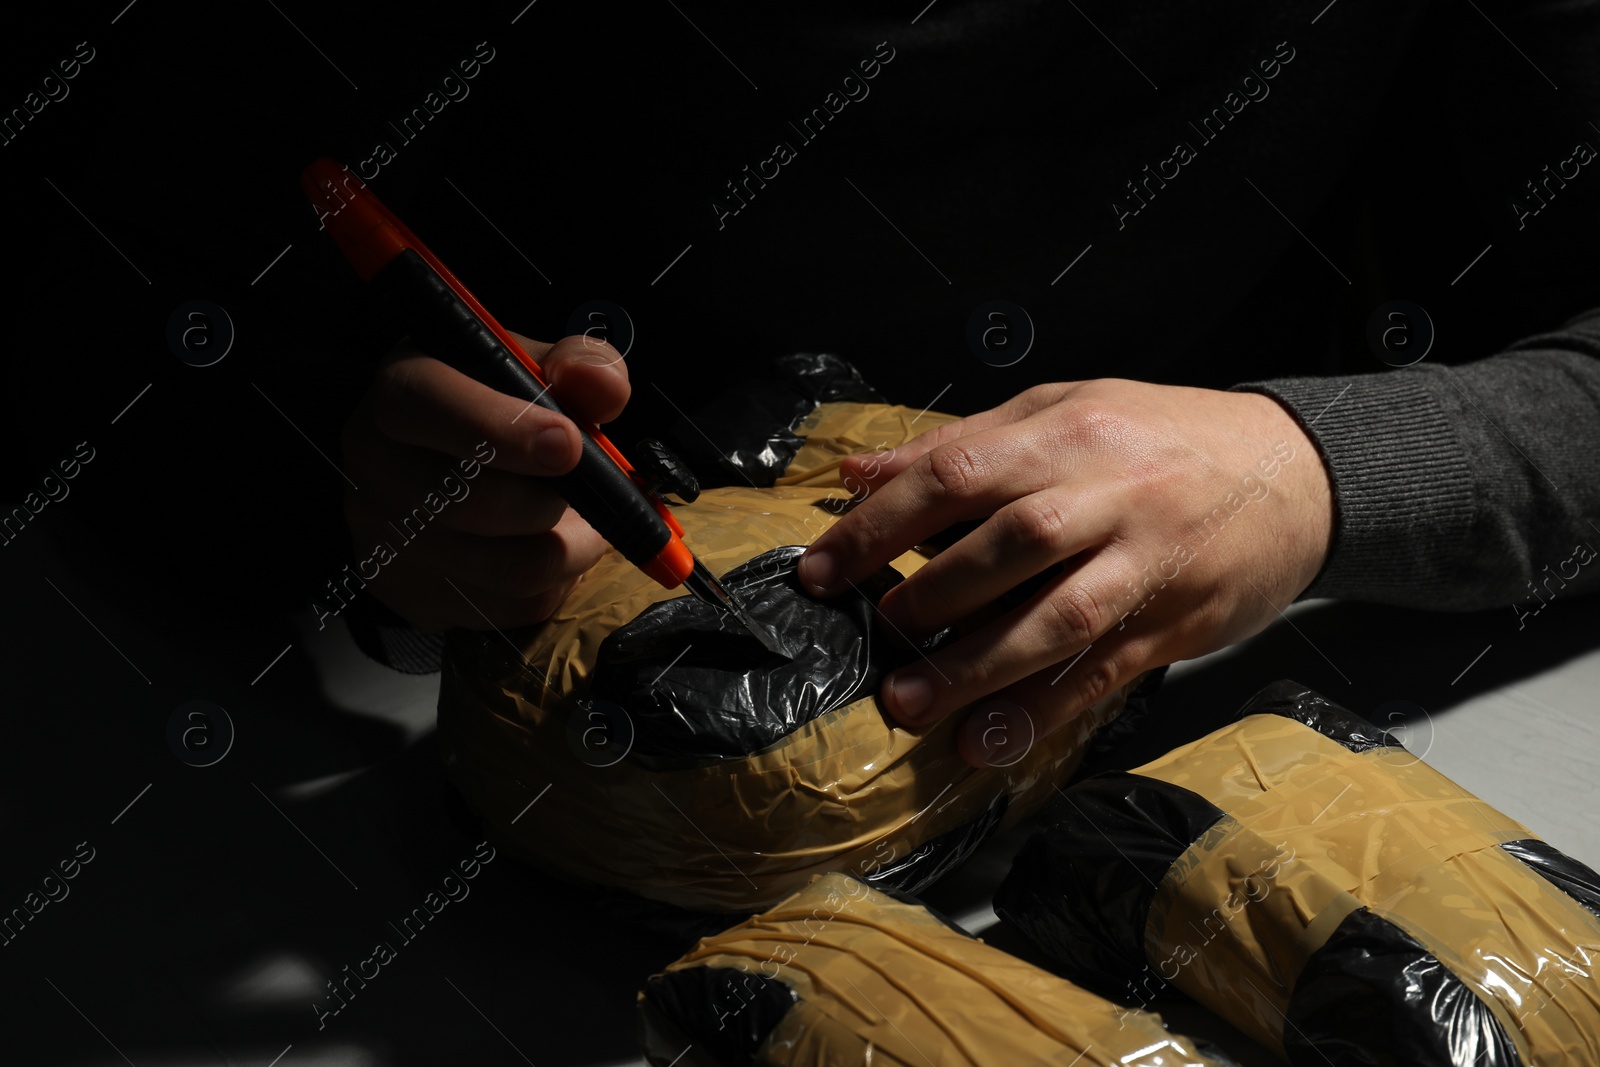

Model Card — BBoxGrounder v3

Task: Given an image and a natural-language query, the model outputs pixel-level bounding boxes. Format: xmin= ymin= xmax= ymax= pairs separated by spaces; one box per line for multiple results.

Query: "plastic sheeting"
xmin=996 ymin=679 xmax=1600 ymax=1066
xmin=638 ymin=872 xmax=1242 ymax=1066
xmin=667 ymin=352 xmax=882 ymax=488
xmin=437 ymin=399 xmax=1147 ymax=913
xmin=593 ymin=545 xmax=919 ymax=761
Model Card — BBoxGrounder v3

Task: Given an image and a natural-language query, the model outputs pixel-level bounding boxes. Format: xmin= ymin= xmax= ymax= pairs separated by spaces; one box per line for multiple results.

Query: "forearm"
xmin=1234 ymin=308 xmax=1600 ymax=610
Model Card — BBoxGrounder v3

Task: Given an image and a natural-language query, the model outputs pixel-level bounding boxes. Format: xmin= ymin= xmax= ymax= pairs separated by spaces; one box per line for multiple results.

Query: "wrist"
xmin=1235 ymin=390 xmax=1335 ymax=597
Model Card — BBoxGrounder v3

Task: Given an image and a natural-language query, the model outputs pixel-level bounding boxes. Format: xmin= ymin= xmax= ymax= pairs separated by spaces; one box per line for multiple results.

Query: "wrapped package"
xmin=666 ymin=351 xmax=884 ymax=488
xmin=995 ymin=679 xmax=1600 ymax=1066
xmin=438 ymin=389 xmax=1148 ymax=915
xmin=638 ymin=871 xmax=1241 ymax=1066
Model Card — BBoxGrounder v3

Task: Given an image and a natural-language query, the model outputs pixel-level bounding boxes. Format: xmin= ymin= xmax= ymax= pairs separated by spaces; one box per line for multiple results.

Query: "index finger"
xmin=366 ymin=332 xmax=627 ymax=478
xmin=798 ymin=423 xmax=1058 ymax=597
xmin=840 ymin=381 xmax=1078 ymax=492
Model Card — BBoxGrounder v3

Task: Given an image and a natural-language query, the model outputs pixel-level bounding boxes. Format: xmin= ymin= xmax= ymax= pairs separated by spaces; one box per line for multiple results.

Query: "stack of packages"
xmin=641 ymin=680 xmax=1600 ymax=1065
xmin=432 ymin=354 xmax=1597 ymax=1062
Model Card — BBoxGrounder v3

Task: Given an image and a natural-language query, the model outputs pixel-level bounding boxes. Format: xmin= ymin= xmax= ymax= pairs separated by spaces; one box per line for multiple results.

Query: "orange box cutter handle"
xmin=301 ymin=157 xmax=693 ymax=588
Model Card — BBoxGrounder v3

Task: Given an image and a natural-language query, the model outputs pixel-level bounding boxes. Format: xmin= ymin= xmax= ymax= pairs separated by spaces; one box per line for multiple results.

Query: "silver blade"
xmin=681 ymin=556 xmax=789 ymax=657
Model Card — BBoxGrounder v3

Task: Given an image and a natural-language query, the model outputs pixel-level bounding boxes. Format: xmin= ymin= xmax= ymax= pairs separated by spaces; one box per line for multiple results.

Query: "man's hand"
xmin=339 ymin=330 xmax=627 ymax=632
xmin=798 ymin=379 xmax=1334 ymax=767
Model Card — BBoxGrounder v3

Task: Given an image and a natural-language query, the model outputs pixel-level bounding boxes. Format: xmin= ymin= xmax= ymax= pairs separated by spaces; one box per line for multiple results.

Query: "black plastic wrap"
xmin=993 ymin=771 xmax=1227 ymax=997
xmin=1285 ymin=907 xmax=1521 ymax=1067
xmin=593 ymin=545 xmax=917 ymax=761
xmin=668 ymin=352 xmax=883 ymax=488
xmin=780 ymin=351 xmax=884 ymax=405
xmin=862 ymin=797 xmax=1009 ymax=899
xmin=1236 ymin=677 xmax=1400 ymax=753
xmin=1501 ymin=837 xmax=1600 ymax=922
xmin=642 ymin=966 xmax=798 ymax=1067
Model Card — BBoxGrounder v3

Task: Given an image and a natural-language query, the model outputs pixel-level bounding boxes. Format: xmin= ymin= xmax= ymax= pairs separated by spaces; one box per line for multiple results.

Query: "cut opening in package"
xmin=638 ymin=871 xmax=1242 ymax=1067
xmin=437 ymin=357 xmax=1149 ymax=915
xmin=995 ymin=679 xmax=1600 ymax=1067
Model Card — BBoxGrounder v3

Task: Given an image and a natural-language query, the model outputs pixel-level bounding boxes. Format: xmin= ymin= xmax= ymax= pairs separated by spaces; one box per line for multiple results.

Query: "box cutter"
xmin=302 ymin=158 xmax=786 ymax=657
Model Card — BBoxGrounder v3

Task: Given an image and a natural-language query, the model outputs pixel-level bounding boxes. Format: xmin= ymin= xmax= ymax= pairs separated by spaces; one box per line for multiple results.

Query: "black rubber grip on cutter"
xmin=371 ymin=248 xmax=672 ymax=569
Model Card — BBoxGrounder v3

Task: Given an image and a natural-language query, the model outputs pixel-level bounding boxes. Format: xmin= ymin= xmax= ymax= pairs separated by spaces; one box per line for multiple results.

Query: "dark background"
xmin=8 ymin=0 xmax=1595 ymax=615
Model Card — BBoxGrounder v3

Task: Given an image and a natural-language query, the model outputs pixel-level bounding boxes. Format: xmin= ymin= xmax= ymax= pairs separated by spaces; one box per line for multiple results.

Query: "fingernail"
xmin=534 ymin=427 xmax=570 ymax=470
xmin=887 ymin=671 xmax=933 ymax=722
xmin=801 ymin=548 xmax=838 ymax=594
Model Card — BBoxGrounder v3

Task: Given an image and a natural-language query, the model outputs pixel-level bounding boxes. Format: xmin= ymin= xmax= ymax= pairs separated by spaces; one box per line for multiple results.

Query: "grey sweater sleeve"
xmin=1232 ymin=307 xmax=1600 ymax=611
xmin=1231 ymin=0 xmax=1600 ymax=613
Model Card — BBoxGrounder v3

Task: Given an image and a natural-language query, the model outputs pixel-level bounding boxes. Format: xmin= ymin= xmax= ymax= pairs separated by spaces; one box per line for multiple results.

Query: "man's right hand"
xmin=339 ymin=330 xmax=628 ymax=632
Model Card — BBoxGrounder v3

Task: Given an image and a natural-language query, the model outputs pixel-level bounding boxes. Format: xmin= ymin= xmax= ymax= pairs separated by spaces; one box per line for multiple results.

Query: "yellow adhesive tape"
xmin=1139 ymin=714 xmax=1600 ymax=1064
xmin=647 ymin=872 xmax=1232 ymax=1066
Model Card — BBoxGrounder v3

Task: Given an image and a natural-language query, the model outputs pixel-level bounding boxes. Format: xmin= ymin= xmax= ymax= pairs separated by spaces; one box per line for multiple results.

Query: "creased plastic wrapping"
xmin=593 ymin=545 xmax=916 ymax=761
xmin=438 ymin=400 xmax=1145 ymax=914
xmin=638 ymin=872 xmax=1242 ymax=1067
xmin=668 ymin=353 xmax=883 ymax=488
xmin=995 ymin=679 xmax=1600 ymax=1066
